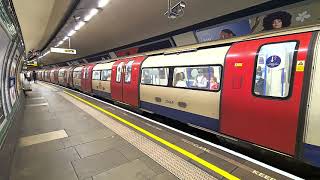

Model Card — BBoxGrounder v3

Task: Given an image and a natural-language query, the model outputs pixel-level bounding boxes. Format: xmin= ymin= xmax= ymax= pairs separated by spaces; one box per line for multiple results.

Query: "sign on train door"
xmin=220 ymin=32 xmax=312 ymax=155
xmin=111 ymin=56 xmax=145 ymax=107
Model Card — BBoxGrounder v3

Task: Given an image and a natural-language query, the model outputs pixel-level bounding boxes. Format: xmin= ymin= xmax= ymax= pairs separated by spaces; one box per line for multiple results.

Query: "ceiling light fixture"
xmin=98 ymin=0 xmax=110 ymax=8
xmin=68 ymin=30 xmax=76 ymax=37
xmin=75 ymin=21 xmax=85 ymax=31
xmin=63 ymin=36 xmax=68 ymax=41
xmin=84 ymin=8 xmax=99 ymax=21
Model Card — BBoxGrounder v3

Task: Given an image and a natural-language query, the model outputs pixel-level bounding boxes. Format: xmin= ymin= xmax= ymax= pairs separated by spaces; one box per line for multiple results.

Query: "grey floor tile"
xmin=139 ymin=155 xmax=167 ymax=175
xmin=62 ymin=128 xmax=115 ymax=147
xmin=72 ymin=149 xmax=128 ymax=179
xmin=11 ymin=161 xmax=78 ymax=180
xmin=75 ymin=135 xmax=127 ymax=158
xmin=25 ymin=98 xmax=47 ymax=105
xmin=151 ymin=171 xmax=178 ymax=180
xmin=13 ymin=147 xmax=80 ymax=170
xmin=115 ymin=143 xmax=145 ymax=161
xmin=93 ymin=159 xmax=157 ymax=180
xmin=17 ymin=139 xmax=65 ymax=155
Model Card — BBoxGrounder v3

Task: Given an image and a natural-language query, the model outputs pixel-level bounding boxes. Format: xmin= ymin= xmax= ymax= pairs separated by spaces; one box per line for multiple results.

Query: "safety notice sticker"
xmin=296 ymin=60 xmax=305 ymax=72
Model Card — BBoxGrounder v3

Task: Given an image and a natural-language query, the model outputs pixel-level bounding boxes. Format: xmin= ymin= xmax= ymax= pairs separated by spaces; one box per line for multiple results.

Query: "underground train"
xmin=36 ymin=25 xmax=320 ymax=168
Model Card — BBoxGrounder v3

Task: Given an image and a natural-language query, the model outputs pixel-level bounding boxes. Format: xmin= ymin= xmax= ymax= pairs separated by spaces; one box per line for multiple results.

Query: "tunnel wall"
xmin=0 ymin=1 xmax=25 ymax=179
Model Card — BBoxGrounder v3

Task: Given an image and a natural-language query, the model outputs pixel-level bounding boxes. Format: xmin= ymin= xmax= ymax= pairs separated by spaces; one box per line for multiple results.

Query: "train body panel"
xmin=73 ymin=66 xmax=83 ymax=90
xmin=92 ymin=62 xmax=114 ymax=99
xmin=81 ymin=64 xmax=95 ymax=93
xmin=66 ymin=66 xmax=75 ymax=87
xmin=58 ymin=67 xmax=67 ymax=86
xmin=111 ymin=56 xmax=145 ymax=107
xmin=304 ymin=32 xmax=320 ymax=167
xmin=220 ymin=32 xmax=313 ymax=156
xmin=140 ymin=85 xmax=220 ymax=130
xmin=140 ymin=47 xmax=227 ymax=130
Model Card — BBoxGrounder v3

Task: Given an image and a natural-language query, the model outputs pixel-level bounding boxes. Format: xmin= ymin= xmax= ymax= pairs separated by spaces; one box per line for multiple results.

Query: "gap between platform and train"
xmin=39 ymin=82 xmax=304 ymax=180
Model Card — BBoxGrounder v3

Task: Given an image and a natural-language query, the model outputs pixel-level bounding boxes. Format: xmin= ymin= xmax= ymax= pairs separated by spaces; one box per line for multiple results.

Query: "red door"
xmin=220 ymin=32 xmax=312 ymax=155
xmin=111 ymin=56 xmax=145 ymax=107
xmin=81 ymin=64 xmax=95 ymax=93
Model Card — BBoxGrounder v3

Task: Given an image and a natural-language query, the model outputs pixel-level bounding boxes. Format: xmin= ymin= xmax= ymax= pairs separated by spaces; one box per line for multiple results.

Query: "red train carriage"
xmin=81 ymin=64 xmax=95 ymax=93
xmin=111 ymin=56 xmax=146 ymax=107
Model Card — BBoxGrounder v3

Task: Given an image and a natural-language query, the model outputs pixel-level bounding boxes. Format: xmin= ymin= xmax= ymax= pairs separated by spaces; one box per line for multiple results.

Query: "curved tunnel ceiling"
xmin=18 ymin=0 xmax=271 ymax=65
xmin=13 ymin=0 xmax=74 ymax=53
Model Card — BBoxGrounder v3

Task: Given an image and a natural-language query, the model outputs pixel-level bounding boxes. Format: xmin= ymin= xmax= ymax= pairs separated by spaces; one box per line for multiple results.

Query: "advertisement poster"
xmin=195 ymin=1 xmax=320 ymax=43
xmin=0 ymin=25 xmax=10 ymax=125
xmin=195 ymin=19 xmax=252 ymax=43
xmin=9 ymin=53 xmax=18 ymax=106
xmin=250 ymin=1 xmax=320 ymax=33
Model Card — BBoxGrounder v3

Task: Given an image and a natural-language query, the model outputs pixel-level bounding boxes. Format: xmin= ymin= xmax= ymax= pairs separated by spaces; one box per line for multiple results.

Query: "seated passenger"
xmin=193 ymin=70 xmax=208 ymax=88
xmin=210 ymin=76 xmax=219 ymax=90
xmin=175 ymin=72 xmax=187 ymax=87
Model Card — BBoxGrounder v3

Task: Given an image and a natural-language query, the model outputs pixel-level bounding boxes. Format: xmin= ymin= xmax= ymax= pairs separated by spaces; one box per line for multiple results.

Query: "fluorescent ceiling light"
xmin=63 ymin=36 xmax=68 ymax=41
xmin=84 ymin=8 xmax=99 ymax=21
xmin=75 ymin=21 xmax=85 ymax=31
xmin=68 ymin=30 xmax=76 ymax=37
xmin=98 ymin=0 xmax=110 ymax=8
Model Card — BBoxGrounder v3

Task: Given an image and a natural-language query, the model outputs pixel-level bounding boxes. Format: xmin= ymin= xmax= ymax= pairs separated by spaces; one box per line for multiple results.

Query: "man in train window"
xmin=193 ymin=68 xmax=208 ymax=88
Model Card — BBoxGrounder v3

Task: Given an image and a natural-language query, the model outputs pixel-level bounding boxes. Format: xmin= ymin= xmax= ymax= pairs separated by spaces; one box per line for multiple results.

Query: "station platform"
xmin=10 ymin=82 xmax=302 ymax=180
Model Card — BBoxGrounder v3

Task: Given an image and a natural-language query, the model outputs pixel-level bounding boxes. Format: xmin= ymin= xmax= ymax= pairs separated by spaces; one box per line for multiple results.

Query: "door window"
xmin=253 ymin=41 xmax=297 ymax=98
xmin=125 ymin=61 xmax=134 ymax=83
xmin=116 ymin=62 xmax=124 ymax=83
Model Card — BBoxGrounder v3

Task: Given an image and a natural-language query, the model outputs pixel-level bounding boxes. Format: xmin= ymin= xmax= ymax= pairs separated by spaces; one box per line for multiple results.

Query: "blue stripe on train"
xmin=304 ymin=143 xmax=320 ymax=167
xmin=140 ymin=101 xmax=219 ymax=131
xmin=92 ymin=89 xmax=111 ymax=99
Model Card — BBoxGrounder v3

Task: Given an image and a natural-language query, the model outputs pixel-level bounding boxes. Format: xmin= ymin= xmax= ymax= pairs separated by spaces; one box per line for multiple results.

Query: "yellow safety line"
xmin=64 ymin=90 xmax=240 ymax=180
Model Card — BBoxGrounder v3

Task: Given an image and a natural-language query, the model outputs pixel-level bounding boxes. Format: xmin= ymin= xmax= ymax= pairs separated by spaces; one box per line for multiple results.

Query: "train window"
xmin=92 ymin=70 xmax=101 ymax=80
xmin=125 ymin=61 xmax=134 ymax=83
xmin=253 ymin=41 xmax=297 ymax=98
xmin=101 ymin=70 xmax=111 ymax=81
xmin=141 ymin=68 xmax=169 ymax=86
xmin=173 ymin=66 xmax=221 ymax=91
xmin=116 ymin=62 xmax=124 ymax=83
xmin=73 ymin=71 xmax=78 ymax=79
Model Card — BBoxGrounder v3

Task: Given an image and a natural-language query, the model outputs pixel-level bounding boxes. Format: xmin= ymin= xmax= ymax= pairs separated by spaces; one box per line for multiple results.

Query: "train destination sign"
xmin=50 ymin=47 xmax=77 ymax=55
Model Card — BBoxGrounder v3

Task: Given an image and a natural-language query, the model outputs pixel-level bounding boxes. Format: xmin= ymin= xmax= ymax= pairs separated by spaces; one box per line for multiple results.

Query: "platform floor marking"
xmin=62 ymin=90 xmax=240 ymax=180
xmin=29 ymin=97 xmax=45 ymax=100
xmin=25 ymin=102 xmax=49 ymax=107
xmin=19 ymin=130 xmax=68 ymax=147
xmin=42 ymin=81 xmax=303 ymax=180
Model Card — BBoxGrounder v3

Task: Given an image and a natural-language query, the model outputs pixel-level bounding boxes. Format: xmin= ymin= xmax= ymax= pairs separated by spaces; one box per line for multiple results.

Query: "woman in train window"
xmin=210 ymin=76 xmax=219 ymax=90
xmin=174 ymin=72 xmax=187 ymax=87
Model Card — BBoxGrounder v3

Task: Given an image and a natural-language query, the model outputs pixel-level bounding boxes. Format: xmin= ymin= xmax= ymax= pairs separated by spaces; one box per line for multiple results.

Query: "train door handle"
xmin=155 ymin=97 xmax=162 ymax=102
xmin=178 ymin=102 xmax=187 ymax=108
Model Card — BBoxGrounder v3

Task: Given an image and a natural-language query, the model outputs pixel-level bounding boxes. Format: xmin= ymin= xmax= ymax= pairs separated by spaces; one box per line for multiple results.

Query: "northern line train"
xmin=37 ymin=25 xmax=320 ymax=168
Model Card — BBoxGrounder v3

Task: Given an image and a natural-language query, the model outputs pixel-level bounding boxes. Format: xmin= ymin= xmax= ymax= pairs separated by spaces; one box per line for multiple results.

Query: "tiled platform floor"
xmin=10 ymin=83 xmax=178 ymax=180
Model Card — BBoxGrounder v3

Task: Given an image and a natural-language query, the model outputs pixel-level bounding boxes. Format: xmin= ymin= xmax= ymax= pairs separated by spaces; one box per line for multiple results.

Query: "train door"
xmin=220 ymin=32 xmax=312 ymax=155
xmin=111 ymin=56 xmax=145 ymax=107
xmin=81 ymin=64 xmax=94 ymax=93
